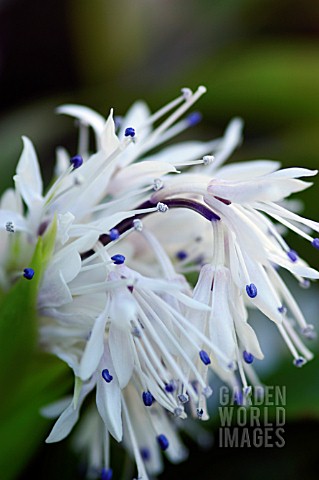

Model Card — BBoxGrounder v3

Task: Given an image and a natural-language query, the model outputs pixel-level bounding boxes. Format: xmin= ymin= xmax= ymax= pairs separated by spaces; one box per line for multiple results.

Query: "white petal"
xmin=109 ymin=324 xmax=135 ymax=388
xmin=45 ymin=379 xmax=95 ymax=443
xmin=38 ymin=269 xmax=72 ymax=308
xmin=14 ymin=136 xmax=43 ymax=207
xmin=210 ymin=267 xmax=237 ymax=366
xmin=96 ymin=347 xmax=123 ymax=441
xmin=57 ymin=104 xmax=105 ymax=147
xmin=41 ymin=396 xmax=73 ymax=418
xmin=101 ymin=109 xmax=120 ymax=156
xmin=108 ymin=161 xmax=177 ymax=195
xmin=79 ymin=299 xmax=110 ymax=381
xmin=215 ymin=160 xmax=281 ymax=181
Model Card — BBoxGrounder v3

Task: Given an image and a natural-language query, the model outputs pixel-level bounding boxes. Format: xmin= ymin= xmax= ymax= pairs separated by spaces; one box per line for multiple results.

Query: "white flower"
xmin=2 ymin=85 xmax=319 ymax=478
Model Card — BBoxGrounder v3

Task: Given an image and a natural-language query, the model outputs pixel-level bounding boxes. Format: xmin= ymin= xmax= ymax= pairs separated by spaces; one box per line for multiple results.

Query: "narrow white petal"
xmin=57 ymin=104 xmax=105 ymax=147
xmin=15 ymin=136 xmax=43 ymax=203
xmin=96 ymin=347 xmax=123 ymax=442
xmin=101 ymin=109 xmax=120 ymax=156
xmin=79 ymin=300 xmax=109 ymax=381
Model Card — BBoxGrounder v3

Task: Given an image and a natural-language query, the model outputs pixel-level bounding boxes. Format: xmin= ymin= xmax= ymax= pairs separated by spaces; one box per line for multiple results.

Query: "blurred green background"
xmin=0 ymin=0 xmax=319 ymax=478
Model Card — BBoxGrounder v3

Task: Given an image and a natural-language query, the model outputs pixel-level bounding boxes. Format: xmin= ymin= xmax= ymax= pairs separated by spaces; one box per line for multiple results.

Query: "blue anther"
xmin=101 ymin=468 xmax=113 ymax=480
xmin=142 ymin=391 xmax=153 ymax=407
xmin=157 ymin=434 xmax=169 ymax=451
xmin=70 ymin=154 xmax=83 ymax=169
xmin=243 ymin=351 xmax=254 ymax=364
xmin=124 ymin=127 xmax=135 ymax=137
xmin=199 ymin=350 xmax=211 ymax=365
xmin=102 ymin=369 xmax=113 ymax=383
xmin=187 ymin=111 xmax=202 ymax=126
xmin=287 ymin=249 xmax=298 ymax=262
xmin=312 ymin=238 xmax=319 ymax=249
xmin=176 ymin=250 xmax=188 ymax=261
xmin=165 ymin=382 xmax=176 ymax=393
xmin=293 ymin=357 xmax=306 ymax=368
xmin=246 ymin=283 xmax=257 ymax=298
xmin=23 ymin=268 xmax=35 ymax=280
xmin=111 ymin=254 xmax=125 ymax=265
xmin=140 ymin=448 xmax=151 ymax=461
xmin=278 ymin=305 xmax=287 ymax=314
xmin=109 ymin=228 xmax=120 ymax=241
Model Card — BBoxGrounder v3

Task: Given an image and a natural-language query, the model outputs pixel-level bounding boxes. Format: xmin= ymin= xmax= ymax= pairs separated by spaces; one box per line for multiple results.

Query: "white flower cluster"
xmin=1 ymin=86 xmax=318 ymax=479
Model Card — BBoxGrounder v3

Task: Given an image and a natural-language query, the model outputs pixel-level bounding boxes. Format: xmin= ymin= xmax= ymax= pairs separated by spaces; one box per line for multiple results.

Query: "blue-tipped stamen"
xmin=70 ymin=154 xmax=83 ymax=169
xmin=165 ymin=382 xmax=176 ymax=393
xmin=278 ymin=305 xmax=287 ymax=314
xmin=293 ymin=357 xmax=306 ymax=368
xmin=111 ymin=254 xmax=125 ymax=265
xmin=187 ymin=111 xmax=202 ymax=126
xmin=140 ymin=448 xmax=151 ymax=461
xmin=101 ymin=468 xmax=113 ymax=480
xmin=243 ymin=351 xmax=254 ymax=364
xmin=124 ymin=127 xmax=135 ymax=137
xmin=109 ymin=228 xmax=120 ymax=241
xmin=157 ymin=434 xmax=169 ymax=451
xmin=312 ymin=238 xmax=319 ymax=249
xmin=23 ymin=268 xmax=35 ymax=280
xmin=199 ymin=350 xmax=211 ymax=365
xmin=246 ymin=283 xmax=257 ymax=298
xmin=178 ymin=393 xmax=189 ymax=404
xmin=102 ymin=369 xmax=113 ymax=383
xmin=142 ymin=391 xmax=153 ymax=407
xmin=176 ymin=250 xmax=188 ymax=261
xmin=287 ymin=249 xmax=298 ymax=262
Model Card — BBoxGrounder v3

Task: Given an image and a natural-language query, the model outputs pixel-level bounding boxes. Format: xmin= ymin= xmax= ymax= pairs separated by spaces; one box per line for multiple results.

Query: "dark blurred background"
xmin=1 ymin=0 xmax=319 ymax=478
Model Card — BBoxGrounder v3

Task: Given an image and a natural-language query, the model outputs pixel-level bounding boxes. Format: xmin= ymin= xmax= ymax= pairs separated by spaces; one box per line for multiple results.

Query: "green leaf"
xmin=0 ymin=217 xmax=63 ymax=479
xmin=0 ymin=354 xmax=72 ymax=480
xmin=0 ymin=217 xmax=57 ymax=386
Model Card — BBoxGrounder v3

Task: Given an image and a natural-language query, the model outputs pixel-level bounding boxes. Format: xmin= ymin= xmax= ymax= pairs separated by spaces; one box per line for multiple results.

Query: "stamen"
xmin=178 ymin=393 xmax=189 ymax=404
xmin=153 ymin=178 xmax=164 ymax=191
xmin=23 ymin=268 xmax=35 ymax=280
xmin=203 ymin=386 xmax=213 ymax=398
xmin=70 ymin=154 xmax=83 ymax=169
xmin=157 ymin=202 xmax=169 ymax=213
xmin=157 ymin=434 xmax=169 ymax=451
xmin=111 ymin=254 xmax=125 ymax=265
xmin=142 ymin=391 xmax=153 ymax=407
xmin=312 ymin=238 xmax=319 ymax=249
xmin=5 ymin=221 xmax=15 ymax=233
xmin=287 ymin=249 xmax=298 ymax=262
xmin=199 ymin=350 xmax=211 ymax=365
xmin=187 ymin=111 xmax=202 ymax=127
xmin=101 ymin=468 xmax=113 ymax=480
xmin=246 ymin=283 xmax=257 ymax=298
xmin=203 ymin=155 xmax=214 ymax=166
xmin=278 ymin=305 xmax=287 ymax=314
xmin=140 ymin=448 xmax=151 ymax=461
xmin=196 ymin=408 xmax=204 ymax=419
xmin=243 ymin=351 xmax=254 ymax=364
xmin=176 ymin=250 xmax=188 ymax=261
xmin=301 ymin=324 xmax=316 ymax=340
xmin=124 ymin=127 xmax=135 ymax=137
xmin=102 ymin=369 xmax=113 ymax=383
xmin=181 ymin=87 xmax=192 ymax=99
xmin=165 ymin=381 xmax=177 ymax=393
xmin=109 ymin=228 xmax=120 ymax=241
xmin=293 ymin=357 xmax=306 ymax=368
xmin=133 ymin=219 xmax=143 ymax=232
xmin=174 ymin=407 xmax=184 ymax=416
